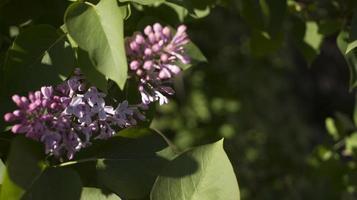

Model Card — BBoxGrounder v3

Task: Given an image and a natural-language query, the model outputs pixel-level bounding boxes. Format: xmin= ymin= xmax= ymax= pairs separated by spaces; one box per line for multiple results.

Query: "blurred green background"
xmin=147 ymin=0 xmax=357 ymax=199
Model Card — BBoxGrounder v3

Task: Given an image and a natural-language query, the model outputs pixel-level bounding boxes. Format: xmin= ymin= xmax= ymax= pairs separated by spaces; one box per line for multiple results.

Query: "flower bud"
xmin=135 ymin=34 xmax=145 ymax=44
xmin=152 ymin=44 xmax=161 ymax=52
xmin=143 ymin=61 xmax=153 ymax=70
xmin=148 ymin=33 xmax=156 ymax=44
xmin=50 ymin=102 xmax=58 ymax=109
xmin=144 ymin=25 xmax=153 ymax=36
xmin=144 ymin=48 xmax=153 ymax=56
xmin=177 ymin=25 xmax=187 ymax=34
xmin=12 ymin=124 xmax=28 ymax=133
xmin=160 ymin=54 xmax=169 ymax=62
xmin=130 ymin=60 xmax=140 ymax=70
xmin=136 ymin=69 xmax=144 ymax=76
xmin=12 ymin=95 xmax=22 ymax=107
xmin=163 ymin=26 xmax=171 ymax=37
xmin=35 ymin=91 xmax=42 ymax=99
xmin=13 ymin=110 xmax=22 ymax=117
xmin=153 ymin=23 xmax=163 ymax=33
xmin=4 ymin=113 xmax=15 ymax=122
xmin=130 ymin=41 xmax=139 ymax=51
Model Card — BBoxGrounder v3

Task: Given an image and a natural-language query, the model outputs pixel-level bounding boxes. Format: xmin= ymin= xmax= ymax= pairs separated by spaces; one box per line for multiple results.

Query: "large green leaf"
xmin=81 ymin=188 xmax=121 ymax=200
xmin=63 ymin=130 xmax=175 ymax=199
xmin=22 ymin=168 xmax=82 ymax=200
xmin=150 ymin=139 xmax=240 ymax=200
xmin=96 ymin=133 xmax=172 ymax=199
xmin=2 ymin=25 xmax=75 ymax=95
xmin=65 ymin=0 xmax=128 ymax=90
xmin=0 ymin=137 xmax=46 ymax=200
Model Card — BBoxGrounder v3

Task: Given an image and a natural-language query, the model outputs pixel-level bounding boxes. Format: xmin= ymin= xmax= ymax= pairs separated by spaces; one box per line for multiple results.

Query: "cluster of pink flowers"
xmin=3 ymin=23 xmax=192 ymax=160
xmin=4 ymin=69 xmax=145 ymax=160
xmin=126 ymin=23 xmax=191 ymax=105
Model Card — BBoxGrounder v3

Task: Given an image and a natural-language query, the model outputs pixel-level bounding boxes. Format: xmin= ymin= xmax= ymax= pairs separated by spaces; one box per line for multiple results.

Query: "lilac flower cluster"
xmin=4 ymin=70 xmax=145 ymax=160
xmin=126 ymin=23 xmax=191 ymax=105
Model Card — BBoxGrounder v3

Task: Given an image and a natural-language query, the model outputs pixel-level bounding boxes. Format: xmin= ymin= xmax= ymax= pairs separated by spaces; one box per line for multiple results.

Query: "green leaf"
xmin=96 ymin=133 xmax=172 ymax=199
xmin=235 ymin=0 xmax=264 ymax=30
xmin=81 ymin=188 xmax=121 ymax=200
xmin=116 ymin=127 xmax=154 ymax=139
xmin=346 ymin=40 xmax=357 ymax=54
xmin=346 ymin=12 xmax=357 ymax=54
xmin=164 ymin=1 xmax=210 ymax=20
xmin=304 ymin=22 xmax=323 ymax=54
xmin=0 ymin=136 xmax=46 ymax=200
xmin=337 ymin=31 xmax=357 ymax=89
xmin=0 ymin=160 xmax=4 ymax=184
xmin=325 ymin=117 xmax=339 ymax=141
xmin=64 ymin=0 xmax=128 ymax=90
xmin=76 ymin=48 xmax=108 ymax=92
xmin=345 ymin=132 xmax=357 ymax=155
xmin=2 ymin=25 xmax=76 ymax=95
xmin=178 ymin=41 xmax=207 ymax=70
xmin=61 ymin=130 xmax=173 ymax=199
xmin=119 ymin=0 xmax=165 ymax=5
xmin=150 ymin=139 xmax=240 ymax=200
xmin=22 ymin=168 xmax=82 ymax=200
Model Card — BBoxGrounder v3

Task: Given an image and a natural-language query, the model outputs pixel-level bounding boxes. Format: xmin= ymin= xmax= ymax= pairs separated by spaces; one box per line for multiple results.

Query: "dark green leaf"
xmin=150 ymin=139 xmax=240 ymax=200
xmin=65 ymin=0 xmax=128 ymax=90
xmin=0 ymin=136 xmax=46 ymax=200
xmin=22 ymin=168 xmax=82 ymax=200
xmin=116 ymin=127 xmax=154 ymax=139
xmin=76 ymin=48 xmax=108 ymax=92
xmin=96 ymin=133 xmax=172 ymax=199
xmin=64 ymin=130 xmax=173 ymax=199
xmin=2 ymin=25 xmax=75 ymax=95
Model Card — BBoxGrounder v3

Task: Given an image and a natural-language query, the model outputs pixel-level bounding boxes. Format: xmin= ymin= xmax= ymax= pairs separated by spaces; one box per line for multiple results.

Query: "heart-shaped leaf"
xmin=150 ymin=139 xmax=240 ymax=200
xmin=65 ymin=0 xmax=128 ymax=90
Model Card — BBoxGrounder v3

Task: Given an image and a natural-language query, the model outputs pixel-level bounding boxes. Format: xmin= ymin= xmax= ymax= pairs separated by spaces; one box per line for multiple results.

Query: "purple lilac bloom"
xmin=4 ymin=69 xmax=145 ymax=160
xmin=125 ymin=23 xmax=191 ymax=105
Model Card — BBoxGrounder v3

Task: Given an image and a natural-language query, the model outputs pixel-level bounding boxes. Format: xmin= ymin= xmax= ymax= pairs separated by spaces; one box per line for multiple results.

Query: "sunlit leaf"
xmin=0 ymin=160 xmax=4 ymax=184
xmin=304 ymin=22 xmax=323 ymax=54
xmin=150 ymin=139 xmax=240 ymax=200
xmin=119 ymin=0 xmax=165 ymax=5
xmin=81 ymin=188 xmax=121 ymax=200
xmin=65 ymin=0 xmax=128 ymax=90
